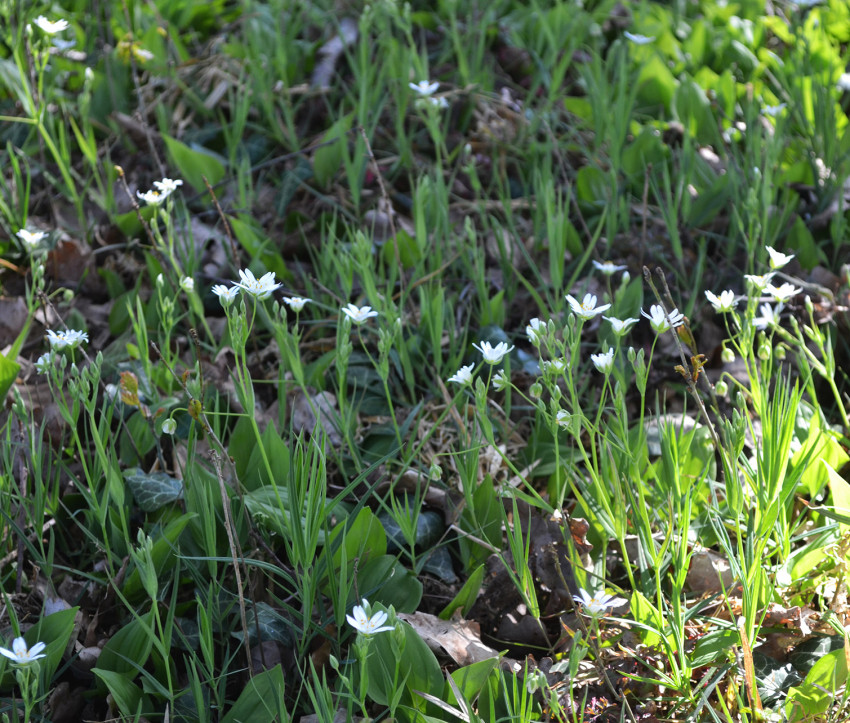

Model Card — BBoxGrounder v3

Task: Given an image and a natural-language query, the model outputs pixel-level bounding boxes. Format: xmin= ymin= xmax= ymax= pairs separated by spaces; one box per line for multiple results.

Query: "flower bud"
xmin=715 ymin=380 xmax=728 ymax=397
xmin=529 ymin=381 xmax=542 ymax=399
xmin=721 ymin=347 xmax=735 ymax=364
xmin=758 ymin=344 xmax=770 ymax=361
xmin=774 ymin=345 xmax=786 ymax=360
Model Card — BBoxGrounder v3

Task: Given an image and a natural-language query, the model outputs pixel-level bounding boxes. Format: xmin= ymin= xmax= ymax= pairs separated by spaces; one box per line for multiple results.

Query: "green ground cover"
xmin=2 ymin=0 xmax=850 ymax=720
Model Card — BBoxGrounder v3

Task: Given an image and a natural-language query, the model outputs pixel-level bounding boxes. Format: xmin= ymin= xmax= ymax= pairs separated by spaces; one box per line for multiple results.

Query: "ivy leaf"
xmin=122 ymin=468 xmax=183 ymax=512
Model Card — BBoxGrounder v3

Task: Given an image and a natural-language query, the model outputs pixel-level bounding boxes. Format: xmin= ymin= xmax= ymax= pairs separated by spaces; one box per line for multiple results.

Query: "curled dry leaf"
xmin=396 ymin=610 xmax=502 ymax=667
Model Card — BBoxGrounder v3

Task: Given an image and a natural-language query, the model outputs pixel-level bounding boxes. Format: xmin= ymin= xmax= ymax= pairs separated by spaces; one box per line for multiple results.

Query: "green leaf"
xmin=630 ymin=591 xmax=663 ymax=646
xmin=313 ymin=114 xmax=353 ymax=188
xmin=227 ymin=214 xmax=289 ymax=281
xmin=366 ymin=614 xmax=443 ymax=709
xmin=220 ymin=665 xmax=286 ymax=723
xmin=330 ymin=507 xmax=387 ymax=573
xmin=689 ymin=629 xmax=738 ymax=667
xmin=236 ymin=602 xmax=294 ymax=647
xmin=123 ymin=468 xmax=183 ymax=512
xmin=825 ymin=461 xmax=850 ymax=532
xmin=162 ymin=134 xmax=225 ymax=194
xmin=448 ymin=657 xmax=500 ymax=705
xmin=440 ymin=564 xmax=485 ymax=620
xmin=93 ymin=670 xmax=145 ymax=719
xmin=94 ymin=611 xmax=155 ymax=677
xmin=356 ymin=555 xmax=422 ymax=613
xmin=0 ymin=352 xmax=20 ymax=406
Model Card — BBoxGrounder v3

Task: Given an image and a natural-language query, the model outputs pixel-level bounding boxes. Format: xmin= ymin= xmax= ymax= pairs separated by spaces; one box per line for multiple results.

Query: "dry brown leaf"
xmin=397 ymin=610 xmax=501 ymax=667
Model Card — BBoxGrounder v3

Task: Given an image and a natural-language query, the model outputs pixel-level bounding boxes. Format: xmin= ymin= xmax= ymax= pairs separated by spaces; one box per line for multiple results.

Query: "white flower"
xmin=753 ymin=303 xmax=783 ymax=330
xmin=641 ymin=305 xmax=684 ymax=333
xmin=283 ymin=296 xmax=311 ymax=312
xmin=180 ymin=277 xmax=194 ymax=293
xmin=136 ymin=189 xmax=168 ymax=206
xmin=838 ymin=73 xmax=850 ymax=92
xmin=574 ymin=589 xmax=615 ymax=616
xmin=556 ymin=410 xmax=571 ymax=429
xmin=592 ymin=260 xmax=627 ymax=275
xmin=235 ymin=269 xmax=281 ymax=300
xmin=34 ymin=353 xmax=52 ymax=374
xmin=765 ymin=246 xmax=794 ymax=270
xmin=472 ymin=341 xmax=514 ymax=365
xmin=34 ymin=16 xmax=69 ymax=34
xmin=542 ymin=358 xmax=568 ymax=375
xmin=766 ymin=282 xmax=801 ymax=304
xmin=212 ymin=284 xmax=239 ymax=306
xmin=447 ymin=364 xmax=474 ymax=386
xmin=492 ymin=369 xmax=509 ymax=391
xmin=526 ymin=318 xmax=545 ymax=345
xmin=16 ymin=229 xmax=46 ymax=247
xmin=624 ymin=31 xmax=655 ymax=45
xmin=603 ymin=316 xmax=639 ymax=336
xmin=162 ymin=418 xmax=177 ymax=435
xmin=0 ymin=637 xmax=47 ymax=665
xmin=346 ymin=600 xmax=395 ymax=636
xmin=342 ymin=303 xmax=379 ymax=324
xmin=409 ymin=80 xmax=440 ymax=96
xmin=591 ymin=349 xmax=615 ymax=374
xmin=153 ymin=178 xmax=183 ymax=194
xmin=46 ymin=329 xmax=88 ymax=350
xmin=744 ymin=272 xmax=775 ymax=291
xmin=763 ymin=103 xmax=786 ymax=117
xmin=565 ymin=293 xmax=611 ymax=320
xmin=704 ymin=290 xmax=738 ymax=313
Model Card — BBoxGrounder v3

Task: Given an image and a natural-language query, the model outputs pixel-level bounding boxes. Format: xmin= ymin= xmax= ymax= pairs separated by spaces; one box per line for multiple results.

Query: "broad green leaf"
xmin=93 ymin=669 xmax=145 ymax=719
xmin=630 ymin=591 xmax=662 ymax=646
xmin=227 ymin=214 xmax=288 ymax=280
xmin=330 ymin=507 xmax=387 ymax=572
xmin=448 ymin=657 xmax=500 ymax=704
xmin=95 ymin=611 xmax=155 ymax=677
xmin=366 ymin=613 xmax=443 ymax=709
xmin=313 ymin=114 xmax=352 ymax=188
xmin=689 ymin=629 xmax=738 ymax=667
xmin=355 ymin=555 xmax=422 ymax=613
xmin=825 ymin=461 xmax=850 ymax=532
xmin=0 ymin=352 xmax=20 ymax=402
xmin=162 ymin=133 xmax=225 ymax=194
xmin=220 ymin=665 xmax=286 ymax=723
xmin=440 ymin=564 xmax=485 ymax=620
xmin=235 ymin=602 xmax=294 ymax=647
xmin=123 ymin=467 xmax=183 ymax=512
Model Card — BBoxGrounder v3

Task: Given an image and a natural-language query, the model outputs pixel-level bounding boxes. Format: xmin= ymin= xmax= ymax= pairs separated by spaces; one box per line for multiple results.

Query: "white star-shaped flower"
xmin=137 ymin=189 xmax=167 ymax=206
xmin=556 ymin=410 xmax=571 ymax=429
xmin=704 ymin=290 xmax=738 ymax=313
xmin=34 ymin=16 xmax=69 ymax=34
xmin=624 ymin=32 xmax=655 ymax=45
xmin=641 ymin=305 xmax=684 ymax=333
xmin=526 ymin=318 xmax=545 ymax=345
xmin=180 ymin=277 xmax=194 ymax=293
xmin=342 ymin=303 xmax=379 ymax=324
xmin=45 ymin=329 xmax=88 ymax=350
xmin=472 ymin=341 xmax=514 ymax=365
xmin=0 ymin=637 xmax=47 ymax=665
xmin=283 ymin=296 xmax=311 ymax=312
xmin=447 ymin=364 xmax=474 ymax=386
xmin=753 ymin=303 xmax=783 ymax=330
xmin=565 ymin=293 xmax=611 ymax=320
xmin=16 ymin=229 xmax=46 ymax=247
xmin=763 ymin=103 xmax=786 ymax=117
xmin=409 ymin=80 xmax=440 ymax=97
xmin=574 ymin=589 xmax=615 ymax=616
xmin=744 ymin=272 xmax=775 ymax=291
xmin=766 ymin=282 xmax=801 ymax=304
xmin=34 ymin=353 xmax=52 ymax=374
xmin=592 ymin=260 xmax=628 ymax=275
xmin=212 ymin=284 xmax=239 ymax=306
xmin=603 ymin=316 xmax=639 ymax=336
xmin=235 ymin=269 xmax=281 ymax=300
xmin=590 ymin=349 xmax=615 ymax=374
xmin=765 ymin=246 xmax=794 ymax=270
xmin=153 ymin=178 xmax=183 ymax=194
xmin=542 ymin=358 xmax=568 ymax=375
xmin=346 ymin=600 xmax=395 ymax=636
